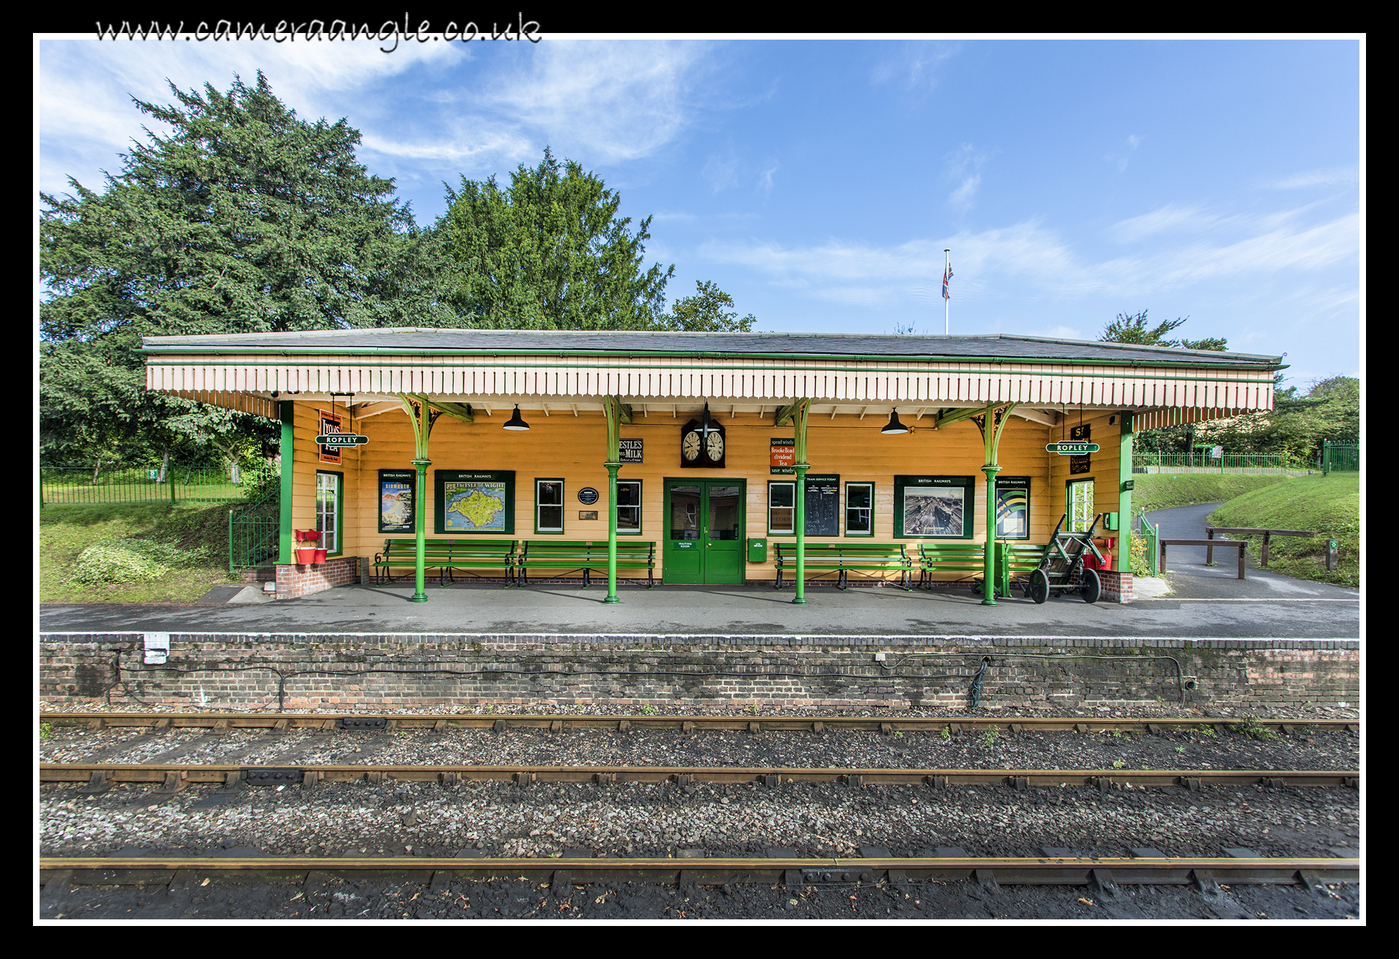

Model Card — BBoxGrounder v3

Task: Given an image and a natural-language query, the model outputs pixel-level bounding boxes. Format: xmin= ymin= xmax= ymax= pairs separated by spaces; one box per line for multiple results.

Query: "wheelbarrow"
xmin=1024 ymin=513 xmax=1106 ymax=604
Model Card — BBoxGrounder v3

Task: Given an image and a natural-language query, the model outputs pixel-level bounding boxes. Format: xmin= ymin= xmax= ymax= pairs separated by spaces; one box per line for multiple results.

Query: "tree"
xmin=659 ymin=280 xmax=756 ymax=333
xmin=40 ymin=73 xmax=424 ymax=468
xmin=1099 ymin=310 xmax=1228 ymax=352
xmin=1204 ymin=375 xmax=1360 ymax=463
xmin=439 ymin=148 xmax=675 ymax=330
xmin=1101 ymin=311 xmax=1229 ymax=456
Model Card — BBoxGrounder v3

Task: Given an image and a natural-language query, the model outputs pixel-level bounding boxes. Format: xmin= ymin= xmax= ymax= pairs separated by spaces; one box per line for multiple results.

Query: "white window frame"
xmin=315 ymin=471 xmax=340 ymax=554
xmin=536 ymin=479 xmax=564 ymax=534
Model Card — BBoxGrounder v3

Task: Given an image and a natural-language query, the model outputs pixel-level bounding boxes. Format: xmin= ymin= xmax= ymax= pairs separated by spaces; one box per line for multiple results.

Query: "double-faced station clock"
xmin=680 ymin=404 xmax=726 ymax=468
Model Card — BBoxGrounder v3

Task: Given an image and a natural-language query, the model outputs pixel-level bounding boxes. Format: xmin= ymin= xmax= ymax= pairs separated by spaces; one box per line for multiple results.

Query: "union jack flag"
xmin=943 ymin=261 xmax=953 ymax=300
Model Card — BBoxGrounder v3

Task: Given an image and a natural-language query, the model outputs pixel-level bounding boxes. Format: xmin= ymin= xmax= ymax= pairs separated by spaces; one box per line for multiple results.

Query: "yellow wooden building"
xmin=142 ymin=329 xmax=1282 ymax=603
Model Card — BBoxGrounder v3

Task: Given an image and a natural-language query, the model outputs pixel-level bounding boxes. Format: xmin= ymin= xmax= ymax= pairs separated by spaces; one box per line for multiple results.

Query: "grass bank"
xmin=1129 ymin=473 xmax=1294 ymax=513
xmin=39 ymin=502 xmax=243 ymax=603
xmin=1207 ymin=473 xmax=1359 ymax=589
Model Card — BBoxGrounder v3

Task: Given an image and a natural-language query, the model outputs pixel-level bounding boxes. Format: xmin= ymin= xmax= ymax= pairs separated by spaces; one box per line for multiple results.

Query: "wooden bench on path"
xmin=917 ymin=543 xmax=991 ymax=592
xmin=773 ymin=542 xmax=912 ymax=590
xmin=1159 ymin=538 xmax=1247 ymax=579
xmin=1206 ymin=527 xmax=1315 ymax=568
xmin=516 ymin=540 xmax=656 ymax=588
xmin=374 ymin=538 xmax=518 ymax=587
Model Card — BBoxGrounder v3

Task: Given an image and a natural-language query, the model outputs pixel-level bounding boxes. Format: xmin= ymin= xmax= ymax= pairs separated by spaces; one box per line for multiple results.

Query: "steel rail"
xmin=38 ymin=712 xmax=1359 ymax=735
xmin=40 ymin=763 xmax=1359 ymax=789
xmin=39 ymin=854 xmax=1360 ymax=887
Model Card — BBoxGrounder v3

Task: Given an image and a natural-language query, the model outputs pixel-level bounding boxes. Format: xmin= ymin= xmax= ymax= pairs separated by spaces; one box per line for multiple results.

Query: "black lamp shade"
xmin=503 ymin=405 xmax=530 ymax=431
xmin=881 ymin=410 xmax=909 ymax=434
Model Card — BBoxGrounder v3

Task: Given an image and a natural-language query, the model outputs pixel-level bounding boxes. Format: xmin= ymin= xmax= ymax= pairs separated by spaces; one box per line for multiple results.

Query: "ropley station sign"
xmin=1045 ymin=441 xmax=1100 ymax=455
xmin=315 ymin=432 xmax=369 ymax=447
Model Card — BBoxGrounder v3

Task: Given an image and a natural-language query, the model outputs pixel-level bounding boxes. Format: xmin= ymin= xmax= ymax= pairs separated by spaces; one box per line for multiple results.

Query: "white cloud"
xmin=870 ymin=40 xmax=960 ymax=91
xmin=1104 ymin=133 xmax=1143 ymax=172
xmin=482 ymin=39 xmax=717 ymax=165
xmin=1261 ymin=166 xmax=1360 ymax=190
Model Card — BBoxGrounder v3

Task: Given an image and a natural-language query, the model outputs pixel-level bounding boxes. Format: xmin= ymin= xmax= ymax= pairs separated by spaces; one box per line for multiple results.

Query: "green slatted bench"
xmin=995 ymin=541 xmax=1053 ymax=599
xmin=916 ymin=543 xmax=991 ymax=591
xmin=517 ymin=540 xmax=656 ymax=588
xmin=373 ymin=538 xmax=518 ymax=587
xmin=773 ymin=542 xmax=913 ymax=590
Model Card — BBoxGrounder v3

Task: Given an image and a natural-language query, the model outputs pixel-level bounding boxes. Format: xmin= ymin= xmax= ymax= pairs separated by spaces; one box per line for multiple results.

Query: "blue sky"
xmin=37 ymin=33 xmax=1363 ymax=391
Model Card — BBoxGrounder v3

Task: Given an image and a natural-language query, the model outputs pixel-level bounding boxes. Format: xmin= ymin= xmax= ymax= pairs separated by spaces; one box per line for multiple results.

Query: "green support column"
xmin=981 ymin=464 xmax=1002 ymax=606
xmin=602 ymin=397 xmax=630 ymax=604
xmin=1117 ymin=411 xmax=1133 ymax=573
xmin=411 ymin=457 xmax=430 ymax=603
xmin=278 ymin=401 xmax=294 ymax=565
xmin=793 ymin=461 xmax=809 ymax=605
xmin=971 ymin=402 xmax=1016 ymax=607
xmin=781 ymin=399 xmax=812 ymax=605
xmin=605 ymin=461 xmax=621 ymax=603
xmin=399 ymin=394 xmax=440 ymax=604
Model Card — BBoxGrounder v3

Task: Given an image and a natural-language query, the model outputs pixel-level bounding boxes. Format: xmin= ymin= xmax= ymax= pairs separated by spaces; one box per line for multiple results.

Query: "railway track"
xmin=39 ymin=852 xmax=1360 ymax=889
xmin=39 ymin=711 xmax=1359 ymax=735
xmin=41 ymin=762 xmax=1360 ymax=790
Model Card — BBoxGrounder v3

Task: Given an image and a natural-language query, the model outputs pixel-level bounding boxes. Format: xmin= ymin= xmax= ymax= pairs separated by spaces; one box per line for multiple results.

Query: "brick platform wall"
xmin=275 ymin=556 xmax=367 ymax=600
xmin=1097 ymin=570 xmax=1133 ymax=603
xmin=38 ymin=633 xmax=1358 ymax=713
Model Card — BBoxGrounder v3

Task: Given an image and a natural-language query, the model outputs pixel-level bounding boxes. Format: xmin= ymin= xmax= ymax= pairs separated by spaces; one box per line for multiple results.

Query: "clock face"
xmin=705 ymin=431 xmax=725 ymax=462
xmin=681 ymin=431 xmax=702 ymax=461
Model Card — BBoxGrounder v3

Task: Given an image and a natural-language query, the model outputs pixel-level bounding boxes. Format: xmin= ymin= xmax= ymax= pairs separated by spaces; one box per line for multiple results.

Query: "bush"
xmin=1128 ymin=532 xmax=1151 ymax=577
xmin=70 ymin=538 xmax=190 ymax=586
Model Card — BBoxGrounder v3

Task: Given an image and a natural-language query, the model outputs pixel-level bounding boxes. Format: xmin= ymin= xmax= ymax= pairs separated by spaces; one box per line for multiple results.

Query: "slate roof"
xmin=142 ymin=327 xmax=1283 ymax=369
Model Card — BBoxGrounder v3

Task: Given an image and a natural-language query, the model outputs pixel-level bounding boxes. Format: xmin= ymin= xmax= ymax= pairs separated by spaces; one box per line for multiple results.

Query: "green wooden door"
xmin=663 ymin=480 xmax=745 ymax=584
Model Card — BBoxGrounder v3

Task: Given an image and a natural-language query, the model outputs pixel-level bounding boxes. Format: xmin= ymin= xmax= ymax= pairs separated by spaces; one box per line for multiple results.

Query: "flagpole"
xmin=943 ymin=249 xmax=950 ymax=335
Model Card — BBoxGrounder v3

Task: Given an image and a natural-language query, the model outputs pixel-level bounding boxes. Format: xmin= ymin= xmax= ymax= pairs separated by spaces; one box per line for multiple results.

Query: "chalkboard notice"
xmin=804 ymin=474 xmax=840 ymax=536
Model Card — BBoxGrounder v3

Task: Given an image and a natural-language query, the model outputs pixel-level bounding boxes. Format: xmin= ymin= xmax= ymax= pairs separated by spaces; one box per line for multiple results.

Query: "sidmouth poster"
xmin=378 ymin=470 xmax=416 ymax=533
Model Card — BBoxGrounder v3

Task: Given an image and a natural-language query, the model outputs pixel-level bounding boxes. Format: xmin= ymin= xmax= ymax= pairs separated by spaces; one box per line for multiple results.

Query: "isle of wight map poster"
xmin=434 ymin=471 xmax=515 ymax=535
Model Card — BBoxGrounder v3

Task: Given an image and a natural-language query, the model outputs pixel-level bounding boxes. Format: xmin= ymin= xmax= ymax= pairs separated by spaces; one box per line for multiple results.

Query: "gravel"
xmin=40 ymin=719 xmax=1362 ymax=920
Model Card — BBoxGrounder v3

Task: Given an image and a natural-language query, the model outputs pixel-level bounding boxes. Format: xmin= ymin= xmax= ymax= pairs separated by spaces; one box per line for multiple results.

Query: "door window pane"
xmin=670 ymin=485 xmax=701 ymax=539
xmin=708 ymin=485 xmax=740 ymax=541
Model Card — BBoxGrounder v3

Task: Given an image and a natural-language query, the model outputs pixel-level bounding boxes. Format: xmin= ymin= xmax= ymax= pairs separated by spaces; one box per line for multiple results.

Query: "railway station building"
xmin=141 ymin=329 xmax=1283 ymax=604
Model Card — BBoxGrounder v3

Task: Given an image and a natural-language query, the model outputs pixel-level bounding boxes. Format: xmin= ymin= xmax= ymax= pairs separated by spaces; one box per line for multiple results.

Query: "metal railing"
xmin=1132 ymin=451 xmax=1311 ymax=474
xmin=1320 ymin=441 xmax=1359 ymax=473
xmin=228 ymin=487 xmax=281 ymax=574
xmin=39 ymin=466 xmax=257 ymax=507
xmin=1135 ymin=509 xmax=1160 ymax=577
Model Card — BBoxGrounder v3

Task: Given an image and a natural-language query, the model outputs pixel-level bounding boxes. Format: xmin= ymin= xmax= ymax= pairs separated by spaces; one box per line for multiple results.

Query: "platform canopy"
xmin=143 ymin=328 xmax=1282 ymax=427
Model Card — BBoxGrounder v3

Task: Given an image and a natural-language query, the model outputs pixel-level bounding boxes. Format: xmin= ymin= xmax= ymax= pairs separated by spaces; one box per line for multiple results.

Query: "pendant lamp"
xmin=503 ymin=405 xmax=530 ymax=431
xmin=881 ymin=410 xmax=909 ymax=434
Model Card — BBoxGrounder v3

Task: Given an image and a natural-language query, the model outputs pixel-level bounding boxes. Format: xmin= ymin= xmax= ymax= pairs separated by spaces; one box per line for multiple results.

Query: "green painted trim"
xmin=141 ymin=343 xmax=1282 ymax=371
xmin=279 ymin=402 xmax=294 ymax=565
xmin=893 ymin=475 xmax=977 ymax=539
xmin=144 ymin=353 xmax=1282 ymax=375
xmin=615 ymin=479 xmax=643 ymax=536
xmin=314 ymin=470 xmax=344 ymax=557
xmin=1117 ymin=411 xmax=1134 ymax=573
xmin=844 ymin=481 xmax=875 ymax=537
xmin=534 ymin=478 xmax=566 ymax=534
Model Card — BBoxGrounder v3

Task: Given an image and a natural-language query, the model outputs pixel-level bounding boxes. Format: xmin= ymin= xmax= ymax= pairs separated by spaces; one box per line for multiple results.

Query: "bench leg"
xmin=775 ymin=569 xmax=784 ymax=590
